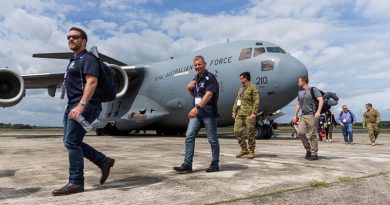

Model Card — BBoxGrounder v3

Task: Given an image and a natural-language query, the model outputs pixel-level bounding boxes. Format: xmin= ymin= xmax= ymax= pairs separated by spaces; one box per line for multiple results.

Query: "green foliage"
xmin=307 ymin=180 xmax=329 ymax=187
xmin=0 ymin=123 xmax=34 ymax=129
xmin=338 ymin=176 xmax=353 ymax=182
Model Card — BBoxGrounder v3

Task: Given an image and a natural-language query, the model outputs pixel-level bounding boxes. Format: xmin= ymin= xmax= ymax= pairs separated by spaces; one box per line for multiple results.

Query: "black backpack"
xmin=310 ymin=87 xmax=338 ymax=114
xmin=81 ymin=48 xmax=117 ymax=102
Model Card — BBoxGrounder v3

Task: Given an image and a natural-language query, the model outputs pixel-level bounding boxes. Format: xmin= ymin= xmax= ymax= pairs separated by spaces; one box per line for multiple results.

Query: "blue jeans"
xmin=341 ymin=123 xmax=353 ymax=142
xmin=184 ymin=117 xmax=220 ymax=165
xmin=63 ymin=102 xmax=107 ymax=186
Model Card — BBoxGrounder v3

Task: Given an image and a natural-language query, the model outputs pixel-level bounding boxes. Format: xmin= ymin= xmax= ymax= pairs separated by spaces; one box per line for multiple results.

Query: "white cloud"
xmin=355 ymin=0 xmax=390 ymax=19
xmin=0 ymin=0 xmax=389 ymax=126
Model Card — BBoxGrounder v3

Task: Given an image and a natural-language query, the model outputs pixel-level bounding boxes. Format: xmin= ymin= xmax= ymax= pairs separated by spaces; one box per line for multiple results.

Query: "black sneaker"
xmin=305 ymin=151 xmax=311 ymax=159
xmin=205 ymin=163 xmax=219 ymax=172
xmin=307 ymin=155 xmax=318 ymax=161
xmin=173 ymin=163 xmax=192 ymax=173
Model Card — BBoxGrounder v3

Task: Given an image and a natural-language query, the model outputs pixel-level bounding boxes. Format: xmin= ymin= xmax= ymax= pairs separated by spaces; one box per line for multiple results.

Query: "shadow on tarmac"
xmin=89 ymin=175 xmax=167 ymax=192
xmin=0 ymin=170 xmax=17 ymax=178
xmin=0 ymin=169 xmax=41 ymax=201
xmin=0 ymin=187 xmax=41 ymax=201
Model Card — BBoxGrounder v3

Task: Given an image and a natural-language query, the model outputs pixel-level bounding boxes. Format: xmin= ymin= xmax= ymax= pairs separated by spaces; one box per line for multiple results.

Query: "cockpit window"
xmin=253 ymin=47 xmax=265 ymax=57
xmin=261 ymin=60 xmax=274 ymax=71
xmin=239 ymin=48 xmax=252 ymax=61
xmin=266 ymin=47 xmax=286 ymax=54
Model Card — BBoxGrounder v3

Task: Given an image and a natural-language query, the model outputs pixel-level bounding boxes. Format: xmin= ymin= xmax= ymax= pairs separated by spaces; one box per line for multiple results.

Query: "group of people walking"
xmin=315 ymin=104 xmax=381 ymax=145
xmin=55 ymin=26 xmax=382 ymax=196
xmin=292 ymin=76 xmax=382 ymax=161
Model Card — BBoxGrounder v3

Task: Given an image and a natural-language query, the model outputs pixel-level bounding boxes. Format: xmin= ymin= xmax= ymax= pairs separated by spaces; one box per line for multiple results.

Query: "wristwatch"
xmin=196 ymin=105 xmax=201 ymax=110
xmin=80 ymin=99 xmax=87 ymax=105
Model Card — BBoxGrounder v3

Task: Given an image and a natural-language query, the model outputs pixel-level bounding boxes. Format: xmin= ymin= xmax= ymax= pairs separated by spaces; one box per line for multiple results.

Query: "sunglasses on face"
xmin=67 ymin=35 xmax=81 ymax=40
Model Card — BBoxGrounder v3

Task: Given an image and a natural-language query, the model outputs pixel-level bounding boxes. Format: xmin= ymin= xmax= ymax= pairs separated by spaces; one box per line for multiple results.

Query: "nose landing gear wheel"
xmin=255 ymin=124 xmax=272 ymax=139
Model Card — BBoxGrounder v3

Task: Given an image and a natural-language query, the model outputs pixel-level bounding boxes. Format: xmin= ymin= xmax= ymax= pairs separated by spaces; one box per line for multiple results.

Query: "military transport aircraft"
xmin=0 ymin=40 xmax=307 ymax=139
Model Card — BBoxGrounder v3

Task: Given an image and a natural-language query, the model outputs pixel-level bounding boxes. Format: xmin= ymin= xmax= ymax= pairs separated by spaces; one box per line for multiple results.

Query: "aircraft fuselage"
xmin=97 ymin=41 xmax=308 ymax=132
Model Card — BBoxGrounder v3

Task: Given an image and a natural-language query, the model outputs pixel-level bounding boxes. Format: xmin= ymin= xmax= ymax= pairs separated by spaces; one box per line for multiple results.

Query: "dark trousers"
xmin=63 ymin=102 xmax=107 ymax=186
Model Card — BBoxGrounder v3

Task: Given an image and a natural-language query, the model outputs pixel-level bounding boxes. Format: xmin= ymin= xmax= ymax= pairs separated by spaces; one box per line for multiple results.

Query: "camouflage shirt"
xmin=363 ymin=109 xmax=381 ymax=125
xmin=232 ymin=83 xmax=260 ymax=116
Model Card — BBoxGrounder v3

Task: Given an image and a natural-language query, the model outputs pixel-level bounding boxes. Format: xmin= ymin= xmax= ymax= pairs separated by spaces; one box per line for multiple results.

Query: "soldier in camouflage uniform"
xmin=232 ymin=72 xmax=260 ymax=159
xmin=363 ymin=103 xmax=381 ymax=146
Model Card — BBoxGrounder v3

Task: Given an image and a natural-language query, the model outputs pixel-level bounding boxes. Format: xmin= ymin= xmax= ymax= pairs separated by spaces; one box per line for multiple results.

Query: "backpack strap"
xmin=349 ymin=111 xmax=355 ymax=122
xmin=78 ymin=52 xmax=94 ymax=91
xmin=310 ymin=87 xmax=320 ymax=102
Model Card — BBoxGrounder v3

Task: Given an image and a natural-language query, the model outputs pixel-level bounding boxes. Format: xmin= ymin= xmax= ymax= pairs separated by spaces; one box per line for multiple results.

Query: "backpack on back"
xmin=310 ymin=87 xmax=338 ymax=114
xmin=96 ymin=58 xmax=117 ymax=102
xmin=81 ymin=47 xmax=117 ymax=102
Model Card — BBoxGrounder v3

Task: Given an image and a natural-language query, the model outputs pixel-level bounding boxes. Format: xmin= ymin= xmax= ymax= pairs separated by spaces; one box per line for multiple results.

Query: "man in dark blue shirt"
xmin=52 ymin=27 xmax=115 ymax=196
xmin=173 ymin=55 xmax=220 ymax=173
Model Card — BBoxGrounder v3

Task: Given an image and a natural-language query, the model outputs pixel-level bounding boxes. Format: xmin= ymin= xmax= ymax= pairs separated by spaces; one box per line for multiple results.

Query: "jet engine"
xmin=0 ymin=68 xmax=25 ymax=107
xmin=108 ymin=64 xmax=129 ymax=98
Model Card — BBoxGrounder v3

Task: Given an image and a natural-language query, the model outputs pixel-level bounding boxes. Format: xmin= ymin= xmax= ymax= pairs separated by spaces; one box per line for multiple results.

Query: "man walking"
xmin=173 ymin=55 xmax=220 ymax=173
xmin=337 ymin=105 xmax=356 ymax=144
xmin=232 ymin=72 xmax=260 ymax=159
xmin=52 ymin=27 xmax=115 ymax=196
xmin=292 ymin=76 xmax=324 ymax=161
xmin=363 ymin=103 xmax=381 ymax=145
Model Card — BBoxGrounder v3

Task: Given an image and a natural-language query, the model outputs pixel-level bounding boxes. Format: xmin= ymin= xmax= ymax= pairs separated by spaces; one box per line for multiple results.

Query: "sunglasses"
xmin=67 ymin=35 xmax=82 ymax=40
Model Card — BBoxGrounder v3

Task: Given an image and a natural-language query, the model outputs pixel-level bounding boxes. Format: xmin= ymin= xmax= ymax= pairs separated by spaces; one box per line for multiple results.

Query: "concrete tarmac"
xmin=1 ymin=130 xmax=390 ymax=205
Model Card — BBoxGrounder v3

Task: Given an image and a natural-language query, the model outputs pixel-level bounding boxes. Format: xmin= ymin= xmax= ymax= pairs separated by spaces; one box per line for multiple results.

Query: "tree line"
xmin=0 ymin=123 xmax=60 ymax=129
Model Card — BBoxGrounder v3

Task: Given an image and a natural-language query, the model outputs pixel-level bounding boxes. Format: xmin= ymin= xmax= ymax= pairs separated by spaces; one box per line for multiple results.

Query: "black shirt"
xmin=65 ymin=50 xmax=101 ymax=106
xmin=193 ymin=70 xmax=219 ymax=118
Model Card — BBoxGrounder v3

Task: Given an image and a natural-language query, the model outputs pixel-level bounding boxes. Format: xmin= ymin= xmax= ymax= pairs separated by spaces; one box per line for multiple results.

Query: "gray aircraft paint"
xmin=0 ymin=40 xmax=308 ymax=135
xmin=94 ymin=40 xmax=307 ymax=131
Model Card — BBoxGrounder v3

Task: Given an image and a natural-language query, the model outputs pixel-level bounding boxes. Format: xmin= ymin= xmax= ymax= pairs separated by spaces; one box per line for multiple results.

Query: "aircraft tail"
xmin=32 ymin=46 xmax=127 ymax=66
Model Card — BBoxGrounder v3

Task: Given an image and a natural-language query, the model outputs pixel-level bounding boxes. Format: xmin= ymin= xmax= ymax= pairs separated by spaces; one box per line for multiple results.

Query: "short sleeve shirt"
xmin=298 ymin=87 xmax=321 ymax=115
xmin=65 ymin=50 xmax=101 ymax=105
xmin=193 ymin=70 xmax=219 ymax=118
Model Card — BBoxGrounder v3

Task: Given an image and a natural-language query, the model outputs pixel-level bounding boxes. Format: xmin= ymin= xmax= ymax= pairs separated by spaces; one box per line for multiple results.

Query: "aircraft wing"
xmin=22 ymin=73 xmax=64 ymax=89
xmin=32 ymin=52 xmax=127 ymax=66
xmin=20 ymin=72 xmax=64 ymax=97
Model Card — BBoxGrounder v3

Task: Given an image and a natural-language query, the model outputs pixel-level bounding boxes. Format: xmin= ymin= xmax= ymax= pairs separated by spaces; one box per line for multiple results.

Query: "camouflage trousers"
xmin=234 ymin=115 xmax=256 ymax=151
xmin=367 ymin=123 xmax=379 ymax=143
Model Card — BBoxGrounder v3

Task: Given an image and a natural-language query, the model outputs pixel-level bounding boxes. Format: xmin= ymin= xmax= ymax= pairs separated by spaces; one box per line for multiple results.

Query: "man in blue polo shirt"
xmin=173 ymin=55 xmax=220 ymax=173
xmin=52 ymin=27 xmax=115 ymax=196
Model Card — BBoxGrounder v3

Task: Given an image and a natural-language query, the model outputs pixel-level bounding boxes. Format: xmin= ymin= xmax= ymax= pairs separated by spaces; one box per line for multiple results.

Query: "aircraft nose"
xmin=279 ymin=55 xmax=308 ymax=84
xmin=274 ymin=55 xmax=308 ymax=103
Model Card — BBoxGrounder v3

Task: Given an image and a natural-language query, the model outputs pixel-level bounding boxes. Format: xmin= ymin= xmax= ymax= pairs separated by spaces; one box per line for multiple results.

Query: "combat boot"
xmin=247 ymin=151 xmax=255 ymax=159
xmin=236 ymin=149 xmax=249 ymax=158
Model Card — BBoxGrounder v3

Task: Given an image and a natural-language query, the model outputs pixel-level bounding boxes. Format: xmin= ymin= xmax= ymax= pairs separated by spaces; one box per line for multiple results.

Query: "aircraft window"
xmin=266 ymin=47 xmax=286 ymax=54
xmin=253 ymin=47 xmax=265 ymax=57
xmin=239 ymin=48 xmax=253 ymax=61
xmin=261 ymin=60 xmax=274 ymax=71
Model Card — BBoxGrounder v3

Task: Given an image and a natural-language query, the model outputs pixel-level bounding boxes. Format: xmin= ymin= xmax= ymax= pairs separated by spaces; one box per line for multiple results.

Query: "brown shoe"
xmin=100 ymin=157 xmax=115 ymax=184
xmin=52 ymin=183 xmax=84 ymax=196
xmin=236 ymin=149 xmax=249 ymax=158
xmin=247 ymin=151 xmax=255 ymax=159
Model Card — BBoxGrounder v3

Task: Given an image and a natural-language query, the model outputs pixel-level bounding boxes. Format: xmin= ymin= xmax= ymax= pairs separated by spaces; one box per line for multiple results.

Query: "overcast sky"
xmin=0 ymin=0 xmax=389 ymax=126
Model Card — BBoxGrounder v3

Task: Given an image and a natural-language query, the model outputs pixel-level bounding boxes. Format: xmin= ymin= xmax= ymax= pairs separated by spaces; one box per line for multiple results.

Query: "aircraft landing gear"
xmin=254 ymin=124 xmax=273 ymax=139
xmin=156 ymin=129 xmax=186 ymax=136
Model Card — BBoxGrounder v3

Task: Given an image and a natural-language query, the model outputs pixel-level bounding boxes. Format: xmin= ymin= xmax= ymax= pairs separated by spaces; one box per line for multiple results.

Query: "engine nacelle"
xmin=0 ymin=68 xmax=25 ymax=107
xmin=108 ymin=64 xmax=128 ymax=98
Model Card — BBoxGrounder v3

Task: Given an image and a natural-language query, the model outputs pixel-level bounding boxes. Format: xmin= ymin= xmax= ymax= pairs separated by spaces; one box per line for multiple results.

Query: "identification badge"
xmin=237 ymin=99 xmax=241 ymax=106
xmin=195 ymin=97 xmax=201 ymax=105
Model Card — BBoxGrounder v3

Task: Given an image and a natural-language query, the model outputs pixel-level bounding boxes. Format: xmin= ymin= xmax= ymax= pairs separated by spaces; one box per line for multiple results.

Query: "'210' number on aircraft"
xmin=256 ymin=76 xmax=268 ymax=85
